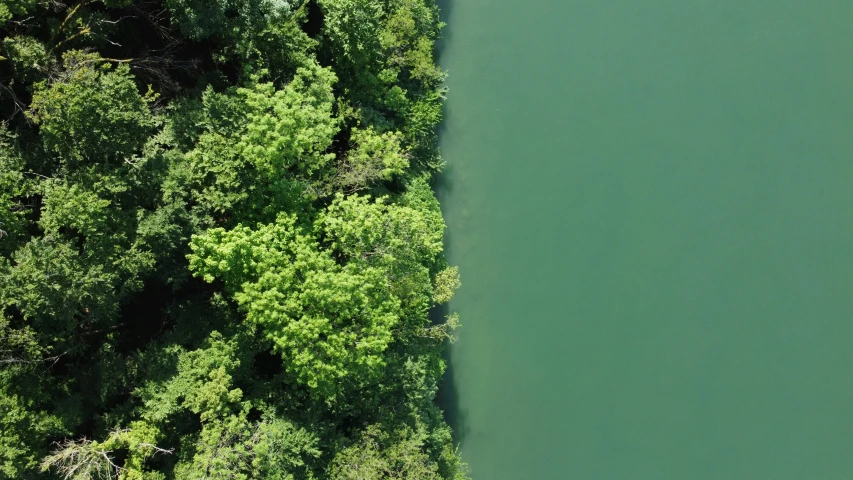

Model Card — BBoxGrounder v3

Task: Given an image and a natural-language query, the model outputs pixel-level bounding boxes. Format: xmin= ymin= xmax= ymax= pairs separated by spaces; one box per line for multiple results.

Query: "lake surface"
xmin=437 ymin=1 xmax=853 ymax=478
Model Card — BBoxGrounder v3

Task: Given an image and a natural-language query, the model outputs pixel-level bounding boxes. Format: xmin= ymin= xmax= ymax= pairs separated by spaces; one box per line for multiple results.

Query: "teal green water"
xmin=438 ymin=1 xmax=853 ymax=478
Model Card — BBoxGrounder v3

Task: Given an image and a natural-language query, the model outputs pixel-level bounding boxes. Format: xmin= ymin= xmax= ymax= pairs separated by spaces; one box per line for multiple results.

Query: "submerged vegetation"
xmin=0 ymin=0 xmax=466 ymax=477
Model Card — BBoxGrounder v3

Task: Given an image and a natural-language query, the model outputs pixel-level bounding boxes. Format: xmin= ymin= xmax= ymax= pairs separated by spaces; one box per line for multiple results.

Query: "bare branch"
xmin=0 ymin=82 xmax=31 ymax=124
xmin=0 ymin=346 xmax=76 ymax=369
xmin=97 ymin=15 xmax=135 ymax=25
xmin=138 ymin=443 xmax=174 ymax=456
xmin=23 ymin=171 xmax=53 ymax=180
xmin=7 ymin=16 xmax=36 ymax=28
xmin=41 ymin=428 xmax=172 ymax=479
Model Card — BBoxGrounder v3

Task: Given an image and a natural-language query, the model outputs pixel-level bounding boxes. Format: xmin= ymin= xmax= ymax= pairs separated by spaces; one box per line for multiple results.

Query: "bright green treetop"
xmin=189 ymin=214 xmax=401 ymax=399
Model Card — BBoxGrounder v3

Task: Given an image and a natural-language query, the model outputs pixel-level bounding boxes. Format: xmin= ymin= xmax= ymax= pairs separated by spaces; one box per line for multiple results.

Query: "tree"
xmin=432 ymin=266 xmax=460 ymax=305
xmin=40 ymin=423 xmax=171 ymax=480
xmin=319 ymin=192 xmax=444 ymax=268
xmin=1 ymin=236 xmax=119 ymax=340
xmin=170 ymin=62 xmax=339 ymax=227
xmin=317 ymin=0 xmax=446 ymax=172
xmin=137 ymin=331 xmax=247 ymax=423
xmin=378 ymin=0 xmax=444 ymax=85
xmin=333 ymin=127 xmax=408 ymax=193
xmin=172 ymin=411 xmax=321 ymax=480
xmin=29 ymin=51 xmax=156 ymax=166
xmin=318 ymin=187 xmax=445 ymax=318
xmin=0 ymin=370 xmax=68 ymax=478
xmin=189 ymin=214 xmax=401 ymax=399
xmin=1 ymin=36 xmax=53 ymax=86
xmin=328 ymin=424 xmax=442 ymax=480
xmin=164 ymin=0 xmax=232 ymax=40
xmin=135 ymin=330 xmax=322 ymax=479
xmin=237 ymin=62 xmax=339 ymax=177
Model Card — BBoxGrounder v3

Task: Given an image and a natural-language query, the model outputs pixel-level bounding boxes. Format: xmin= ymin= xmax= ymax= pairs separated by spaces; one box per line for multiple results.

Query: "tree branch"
xmin=0 ymin=82 xmax=31 ymax=123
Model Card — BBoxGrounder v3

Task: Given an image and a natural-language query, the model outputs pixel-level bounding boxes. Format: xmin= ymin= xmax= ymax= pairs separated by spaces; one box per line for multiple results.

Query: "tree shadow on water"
xmin=433 ymin=0 xmax=468 ymax=450
xmin=435 ymin=0 xmax=454 ymax=64
xmin=429 ymin=245 xmax=469 ymax=447
xmin=434 ymin=0 xmax=456 ymax=202
xmin=437 ymin=340 xmax=469 ymax=446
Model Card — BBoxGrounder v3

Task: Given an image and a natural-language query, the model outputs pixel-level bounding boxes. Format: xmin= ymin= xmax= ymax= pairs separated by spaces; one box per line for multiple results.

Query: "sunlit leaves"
xmin=328 ymin=424 xmax=441 ymax=480
xmin=189 ymin=214 xmax=400 ymax=398
xmin=334 ymin=127 xmax=408 ymax=192
xmin=237 ymin=63 xmax=339 ymax=177
xmin=432 ymin=266 xmax=460 ymax=305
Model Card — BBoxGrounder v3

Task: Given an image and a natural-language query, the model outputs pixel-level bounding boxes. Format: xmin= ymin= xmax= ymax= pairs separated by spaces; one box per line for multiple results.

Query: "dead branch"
xmin=138 ymin=443 xmax=174 ymax=456
xmin=0 ymin=82 xmax=31 ymax=124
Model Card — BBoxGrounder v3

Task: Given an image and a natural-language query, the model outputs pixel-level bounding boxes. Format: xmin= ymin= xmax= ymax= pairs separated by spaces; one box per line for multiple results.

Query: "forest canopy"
xmin=0 ymin=0 xmax=466 ymax=478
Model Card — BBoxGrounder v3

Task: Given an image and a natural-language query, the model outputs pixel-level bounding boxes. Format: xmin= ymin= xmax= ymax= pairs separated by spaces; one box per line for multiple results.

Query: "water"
xmin=437 ymin=1 xmax=853 ymax=478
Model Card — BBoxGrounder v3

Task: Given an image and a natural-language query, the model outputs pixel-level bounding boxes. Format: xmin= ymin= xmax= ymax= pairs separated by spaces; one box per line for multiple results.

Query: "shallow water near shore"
xmin=437 ymin=1 xmax=853 ymax=478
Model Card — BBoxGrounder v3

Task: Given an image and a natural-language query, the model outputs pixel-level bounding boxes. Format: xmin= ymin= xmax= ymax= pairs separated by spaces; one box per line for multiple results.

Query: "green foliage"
xmin=0 ymin=374 xmax=67 ymax=478
xmin=432 ymin=266 xmax=460 ymax=304
xmin=173 ymin=411 xmax=321 ymax=480
xmin=334 ymin=127 xmax=408 ymax=192
xmin=328 ymin=424 xmax=441 ymax=480
xmin=135 ymin=330 xmax=322 ymax=479
xmin=320 ymin=193 xmax=444 ymax=267
xmin=189 ymin=215 xmax=400 ymax=398
xmin=101 ymin=0 xmax=134 ymax=7
xmin=318 ymin=0 xmax=446 ymax=172
xmin=0 ymin=314 xmax=43 ymax=365
xmin=29 ymin=51 xmax=155 ymax=165
xmin=219 ymin=0 xmax=315 ymax=78
xmin=164 ymin=0 xmax=231 ymax=40
xmin=9 ymin=164 xmax=176 ymax=336
xmin=138 ymin=331 xmax=247 ymax=423
xmin=379 ymin=0 xmax=444 ymax=85
xmin=0 ymin=0 xmax=464 ymax=477
xmin=237 ymin=63 xmax=339 ymax=177
xmin=169 ymin=62 xmax=338 ymax=227
xmin=0 ymin=0 xmax=38 ymax=24
xmin=319 ymin=0 xmax=384 ymax=77
xmin=1 ymin=237 xmax=119 ymax=338
xmin=39 ymin=180 xmax=113 ymax=240
xmin=0 ymin=126 xmax=31 ymax=256
xmin=176 ymin=130 xmax=251 ymax=226
xmin=164 ymin=0 xmax=315 ymax=79
xmin=319 ymin=190 xmax=444 ymax=316
xmin=250 ymin=414 xmax=321 ymax=479
xmin=40 ymin=423 xmax=167 ymax=480
xmin=0 ymin=36 xmax=52 ymax=86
